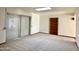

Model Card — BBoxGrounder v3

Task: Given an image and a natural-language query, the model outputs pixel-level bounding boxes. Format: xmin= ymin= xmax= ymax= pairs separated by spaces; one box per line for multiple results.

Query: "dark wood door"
xmin=49 ymin=18 xmax=58 ymax=35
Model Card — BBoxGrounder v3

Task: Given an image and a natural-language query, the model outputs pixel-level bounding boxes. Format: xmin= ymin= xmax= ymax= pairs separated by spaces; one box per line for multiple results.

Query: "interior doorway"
xmin=6 ymin=13 xmax=31 ymax=40
xmin=49 ymin=18 xmax=58 ymax=35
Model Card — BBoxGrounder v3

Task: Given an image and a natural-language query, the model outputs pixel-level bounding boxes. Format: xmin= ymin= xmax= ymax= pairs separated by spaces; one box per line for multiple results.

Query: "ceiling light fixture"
xmin=35 ymin=7 xmax=51 ymax=11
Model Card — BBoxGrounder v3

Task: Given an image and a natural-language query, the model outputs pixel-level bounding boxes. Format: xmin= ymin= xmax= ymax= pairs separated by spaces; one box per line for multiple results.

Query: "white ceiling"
xmin=21 ymin=7 xmax=77 ymax=15
xmin=21 ymin=7 xmax=77 ymax=12
xmin=7 ymin=7 xmax=78 ymax=15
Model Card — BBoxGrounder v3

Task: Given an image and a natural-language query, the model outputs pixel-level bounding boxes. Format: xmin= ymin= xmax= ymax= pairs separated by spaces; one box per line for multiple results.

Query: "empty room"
xmin=0 ymin=7 xmax=79 ymax=51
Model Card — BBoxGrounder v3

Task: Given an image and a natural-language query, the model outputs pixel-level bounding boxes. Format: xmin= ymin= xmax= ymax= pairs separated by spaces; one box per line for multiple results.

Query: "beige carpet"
xmin=0 ymin=33 xmax=78 ymax=51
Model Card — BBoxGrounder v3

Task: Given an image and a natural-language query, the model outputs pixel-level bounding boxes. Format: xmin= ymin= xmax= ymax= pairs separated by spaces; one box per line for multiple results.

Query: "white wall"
xmin=39 ymin=15 xmax=50 ymax=33
xmin=76 ymin=8 xmax=79 ymax=47
xmin=31 ymin=13 xmax=40 ymax=34
xmin=0 ymin=8 xmax=6 ymax=44
xmin=58 ymin=15 xmax=76 ymax=37
xmin=39 ymin=15 xmax=76 ymax=37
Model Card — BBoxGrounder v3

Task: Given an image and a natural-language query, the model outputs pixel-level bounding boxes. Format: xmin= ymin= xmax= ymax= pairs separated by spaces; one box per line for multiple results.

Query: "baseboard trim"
xmin=0 ymin=42 xmax=6 ymax=45
xmin=30 ymin=32 xmax=40 ymax=35
xmin=75 ymin=42 xmax=79 ymax=50
xmin=58 ymin=35 xmax=76 ymax=39
xmin=39 ymin=32 xmax=76 ymax=39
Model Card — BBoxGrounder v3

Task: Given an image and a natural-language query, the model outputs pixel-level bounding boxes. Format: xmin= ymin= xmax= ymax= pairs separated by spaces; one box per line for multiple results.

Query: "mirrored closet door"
xmin=21 ymin=16 xmax=30 ymax=37
xmin=6 ymin=13 xmax=30 ymax=40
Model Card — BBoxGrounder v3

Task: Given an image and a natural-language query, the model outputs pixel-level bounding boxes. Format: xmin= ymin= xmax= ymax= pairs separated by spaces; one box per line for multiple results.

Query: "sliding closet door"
xmin=21 ymin=16 xmax=30 ymax=37
xmin=6 ymin=14 xmax=20 ymax=40
xmin=6 ymin=14 xmax=30 ymax=40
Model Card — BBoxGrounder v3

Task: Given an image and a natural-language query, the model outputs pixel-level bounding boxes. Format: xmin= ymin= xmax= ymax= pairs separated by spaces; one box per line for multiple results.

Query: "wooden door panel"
xmin=49 ymin=18 xmax=58 ymax=35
